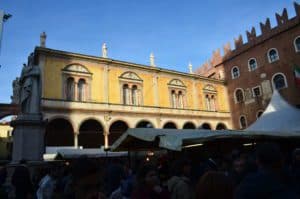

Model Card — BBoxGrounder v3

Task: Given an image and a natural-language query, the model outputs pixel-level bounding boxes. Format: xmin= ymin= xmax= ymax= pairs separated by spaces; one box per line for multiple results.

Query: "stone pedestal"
xmin=11 ymin=114 xmax=45 ymax=162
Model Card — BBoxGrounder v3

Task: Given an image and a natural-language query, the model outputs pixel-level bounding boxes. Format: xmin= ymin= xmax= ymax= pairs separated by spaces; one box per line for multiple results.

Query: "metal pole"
xmin=0 ymin=10 xmax=12 ymax=55
xmin=0 ymin=10 xmax=4 ymax=54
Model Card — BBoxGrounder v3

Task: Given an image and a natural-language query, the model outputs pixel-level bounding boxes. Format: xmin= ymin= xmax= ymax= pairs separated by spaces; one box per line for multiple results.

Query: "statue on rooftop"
xmin=40 ymin=32 xmax=47 ymax=47
xmin=188 ymin=62 xmax=193 ymax=74
xmin=150 ymin=53 xmax=155 ymax=67
xmin=102 ymin=43 xmax=108 ymax=58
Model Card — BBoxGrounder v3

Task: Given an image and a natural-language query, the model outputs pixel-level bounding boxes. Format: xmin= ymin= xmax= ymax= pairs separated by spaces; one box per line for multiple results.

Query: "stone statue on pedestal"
xmin=11 ymin=77 xmax=20 ymax=104
xmin=11 ymin=52 xmax=44 ymax=162
xmin=19 ymin=53 xmax=41 ymax=115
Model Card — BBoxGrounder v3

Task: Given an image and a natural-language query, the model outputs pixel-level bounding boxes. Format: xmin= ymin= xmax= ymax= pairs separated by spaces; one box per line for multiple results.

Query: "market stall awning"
xmin=111 ymin=128 xmax=300 ymax=151
xmin=48 ymin=148 xmax=128 ymax=159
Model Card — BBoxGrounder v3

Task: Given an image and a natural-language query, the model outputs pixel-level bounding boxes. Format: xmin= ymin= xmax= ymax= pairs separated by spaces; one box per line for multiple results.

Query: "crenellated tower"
xmin=196 ymin=2 xmax=300 ymax=77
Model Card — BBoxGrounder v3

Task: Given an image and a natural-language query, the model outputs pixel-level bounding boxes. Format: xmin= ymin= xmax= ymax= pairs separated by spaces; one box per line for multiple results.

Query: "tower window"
xmin=231 ymin=66 xmax=240 ymax=79
xmin=268 ymin=48 xmax=279 ymax=63
xmin=235 ymin=89 xmax=244 ymax=103
xmin=248 ymin=58 xmax=257 ymax=71
xmin=272 ymin=73 xmax=287 ymax=90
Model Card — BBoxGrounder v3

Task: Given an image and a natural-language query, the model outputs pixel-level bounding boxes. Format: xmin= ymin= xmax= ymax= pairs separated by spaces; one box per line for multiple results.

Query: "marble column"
xmin=193 ymin=79 xmax=199 ymax=109
xmin=74 ymin=80 xmax=78 ymax=101
xmin=153 ymin=75 xmax=159 ymax=106
xmin=74 ymin=133 xmax=78 ymax=148
xmin=104 ymin=133 xmax=109 ymax=149
xmin=103 ymin=64 xmax=109 ymax=103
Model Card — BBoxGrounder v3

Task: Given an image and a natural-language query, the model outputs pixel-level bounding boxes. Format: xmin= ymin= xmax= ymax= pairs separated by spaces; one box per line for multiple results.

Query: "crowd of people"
xmin=0 ymin=142 xmax=299 ymax=199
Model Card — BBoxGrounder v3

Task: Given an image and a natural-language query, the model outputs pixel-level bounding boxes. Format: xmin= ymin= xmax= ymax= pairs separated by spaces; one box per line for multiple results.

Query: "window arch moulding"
xmin=203 ymin=84 xmax=217 ymax=111
xmin=62 ymin=64 xmax=92 ymax=101
xmin=119 ymin=71 xmax=143 ymax=84
xmin=168 ymin=79 xmax=186 ymax=89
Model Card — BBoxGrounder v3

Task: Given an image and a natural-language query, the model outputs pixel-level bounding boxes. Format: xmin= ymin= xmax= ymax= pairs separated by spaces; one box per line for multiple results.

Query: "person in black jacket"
xmin=235 ymin=143 xmax=298 ymax=199
xmin=11 ymin=160 xmax=33 ymax=199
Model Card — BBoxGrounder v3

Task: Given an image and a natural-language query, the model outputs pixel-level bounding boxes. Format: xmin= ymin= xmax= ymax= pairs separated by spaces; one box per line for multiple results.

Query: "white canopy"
xmin=247 ymin=90 xmax=300 ymax=131
xmin=111 ymin=91 xmax=300 ymax=152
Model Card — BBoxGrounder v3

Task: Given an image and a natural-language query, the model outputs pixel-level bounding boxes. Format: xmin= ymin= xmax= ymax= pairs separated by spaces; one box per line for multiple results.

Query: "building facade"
xmin=0 ymin=122 xmax=12 ymax=159
xmin=23 ymin=47 xmax=232 ymax=149
xmin=196 ymin=2 xmax=300 ymax=129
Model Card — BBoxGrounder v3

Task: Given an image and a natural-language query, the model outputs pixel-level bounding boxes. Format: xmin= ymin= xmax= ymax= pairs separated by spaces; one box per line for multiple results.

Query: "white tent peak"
xmin=246 ymin=90 xmax=300 ymax=131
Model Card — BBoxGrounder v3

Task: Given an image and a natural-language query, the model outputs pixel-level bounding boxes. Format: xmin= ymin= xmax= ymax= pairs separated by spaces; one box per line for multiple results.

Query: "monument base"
xmin=11 ymin=115 xmax=45 ymax=162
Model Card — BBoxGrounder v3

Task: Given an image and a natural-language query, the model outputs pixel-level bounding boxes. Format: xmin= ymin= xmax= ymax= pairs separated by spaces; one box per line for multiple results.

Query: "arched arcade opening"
xmin=183 ymin=122 xmax=196 ymax=129
xmin=109 ymin=120 xmax=129 ymax=146
xmin=216 ymin=123 xmax=227 ymax=130
xmin=79 ymin=119 xmax=104 ymax=148
xmin=163 ymin=122 xmax=177 ymax=129
xmin=45 ymin=118 xmax=74 ymax=146
xmin=200 ymin=123 xmax=212 ymax=130
xmin=136 ymin=120 xmax=154 ymax=128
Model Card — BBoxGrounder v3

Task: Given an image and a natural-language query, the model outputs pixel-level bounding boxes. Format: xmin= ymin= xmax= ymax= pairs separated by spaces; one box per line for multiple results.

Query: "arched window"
xmin=203 ymin=85 xmax=218 ymax=111
xmin=132 ymin=85 xmax=138 ymax=105
xmin=231 ymin=66 xmax=240 ymax=79
xmin=123 ymin=84 xmax=130 ymax=105
xmin=205 ymin=94 xmax=210 ymax=110
xmin=272 ymin=73 xmax=287 ymax=90
xmin=248 ymin=58 xmax=257 ymax=71
xmin=294 ymin=36 xmax=300 ymax=52
xmin=119 ymin=71 xmax=143 ymax=106
xmin=171 ymin=90 xmax=177 ymax=108
xmin=235 ymin=89 xmax=244 ymax=103
xmin=239 ymin=115 xmax=247 ymax=129
xmin=78 ymin=79 xmax=86 ymax=101
xmin=62 ymin=64 xmax=92 ymax=101
xmin=210 ymin=95 xmax=216 ymax=111
xmin=257 ymin=110 xmax=263 ymax=118
xmin=66 ymin=77 xmax=75 ymax=101
xmin=168 ymin=79 xmax=186 ymax=109
xmin=268 ymin=48 xmax=279 ymax=63
xmin=178 ymin=91 xmax=184 ymax=108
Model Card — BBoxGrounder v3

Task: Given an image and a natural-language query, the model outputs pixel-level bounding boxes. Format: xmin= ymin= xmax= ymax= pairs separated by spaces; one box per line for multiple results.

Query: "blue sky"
xmin=0 ymin=0 xmax=296 ymax=103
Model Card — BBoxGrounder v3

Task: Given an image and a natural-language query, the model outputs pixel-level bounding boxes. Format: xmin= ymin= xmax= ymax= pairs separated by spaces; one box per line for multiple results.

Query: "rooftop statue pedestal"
xmin=11 ymin=114 xmax=45 ymax=162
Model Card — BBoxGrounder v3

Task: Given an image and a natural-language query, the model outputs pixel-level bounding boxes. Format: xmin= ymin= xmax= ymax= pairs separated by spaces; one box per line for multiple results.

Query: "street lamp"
xmin=3 ymin=14 xmax=12 ymax=22
xmin=0 ymin=10 xmax=12 ymax=69
xmin=0 ymin=10 xmax=12 ymax=56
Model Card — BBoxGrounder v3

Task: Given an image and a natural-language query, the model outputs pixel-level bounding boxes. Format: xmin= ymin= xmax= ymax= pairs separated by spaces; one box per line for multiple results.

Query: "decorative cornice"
xmin=35 ymin=47 xmax=225 ymax=84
